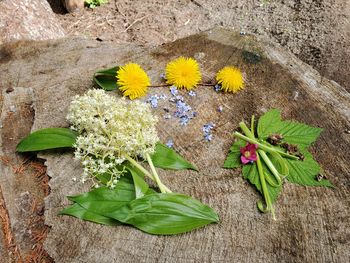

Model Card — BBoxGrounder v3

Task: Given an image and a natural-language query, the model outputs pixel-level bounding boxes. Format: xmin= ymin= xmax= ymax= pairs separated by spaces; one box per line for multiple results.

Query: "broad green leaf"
xmin=151 ymin=143 xmax=198 ymax=171
xmin=257 ymin=109 xmax=282 ymax=139
xmin=257 ymin=109 xmax=322 ymax=147
xmin=93 ymin=66 xmax=120 ymax=91
xmin=276 ymin=121 xmax=322 ymax=148
xmin=16 ymin=128 xmax=77 ymax=152
xmin=285 ymin=150 xmax=333 ymax=187
xmin=242 ymin=163 xmax=281 ymax=203
xmin=59 ymin=203 xmax=120 ymax=226
xmin=69 ymin=175 xmax=136 ymax=215
xmin=126 ymin=165 xmax=149 ymax=198
xmin=223 ymin=139 xmax=245 ymax=168
xmin=107 ymin=193 xmax=219 ymax=235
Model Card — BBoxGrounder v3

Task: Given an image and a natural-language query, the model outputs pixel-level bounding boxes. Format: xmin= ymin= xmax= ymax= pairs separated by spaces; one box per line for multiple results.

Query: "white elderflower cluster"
xmin=67 ymin=89 xmax=159 ymax=187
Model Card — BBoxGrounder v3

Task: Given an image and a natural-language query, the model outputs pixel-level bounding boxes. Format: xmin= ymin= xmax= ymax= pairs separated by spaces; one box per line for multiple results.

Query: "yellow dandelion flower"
xmin=165 ymin=57 xmax=201 ymax=90
xmin=216 ymin=66 xmax=244 ymax=93
xmin=117 ymin=63 xmax=151 ymax=99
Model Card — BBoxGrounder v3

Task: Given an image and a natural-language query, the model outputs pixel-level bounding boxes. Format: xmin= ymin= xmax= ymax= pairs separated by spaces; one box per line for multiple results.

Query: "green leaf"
xmin=285 ymin=150 xmax=333 ymax=187
xmin=16 ymin=128 xmax=77 ymax=152
xmin=223 ymin=139 xmax=245 ymax=168
xmin=276 ymin=121 xmax=322 ymax=148
xmin=257 ymin=109 xmax=282 ymax=139
xmin=93 ymin=66 xmax=120 ymax=91
xmin=126 ymin=165 xmax=149 ymax=198
xmin=59 ymin=203 xmax=120 ymax=226
xmin=242 ymin=163 xmax=281 ymax=203
xmin=257 ymin=109 xmax=322 ymax=148
xmin=69 ymin=175 xmax=136 ymax=215
xmin=151 ymin=143 xmax=198 ymax=171
xmin=106 ymin=193 xmax=219 ymax=235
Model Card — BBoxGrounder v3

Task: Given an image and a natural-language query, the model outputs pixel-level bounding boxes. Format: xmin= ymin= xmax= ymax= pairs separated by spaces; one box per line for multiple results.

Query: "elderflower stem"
xmin=233 ymin=131 xmax=299 ymax=160
xmin=124 ymin=154 xmax=171 ymax=193
xmin=146 ymin=153 xmax=169 ymax=194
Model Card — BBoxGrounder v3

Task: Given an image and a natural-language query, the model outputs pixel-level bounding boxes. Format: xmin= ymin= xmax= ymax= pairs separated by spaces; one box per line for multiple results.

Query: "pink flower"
xmin=240 ymin=143 xmax=258 ymax=164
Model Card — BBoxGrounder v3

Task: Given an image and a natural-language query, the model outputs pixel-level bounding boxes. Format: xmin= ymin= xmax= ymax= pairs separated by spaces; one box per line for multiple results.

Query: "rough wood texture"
xmin=0 ymin=29 xmax=349 ymax=262
xmin=0 ymin=0 xmax=65 ymax=45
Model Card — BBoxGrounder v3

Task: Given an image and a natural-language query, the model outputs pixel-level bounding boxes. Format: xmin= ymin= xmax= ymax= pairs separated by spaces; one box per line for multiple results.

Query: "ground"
xmin=47 ymin=0 xmax=350 ymax=90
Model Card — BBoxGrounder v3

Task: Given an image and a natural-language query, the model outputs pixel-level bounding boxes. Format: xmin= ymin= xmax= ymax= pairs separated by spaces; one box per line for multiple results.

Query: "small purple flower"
xmin=147 ymin=95 xmax=159 ymax=108
xmin=218 ymin=106 xmax=223 ymax=112
xmin=188 ymin=90 xmax=196 ymax=97
xmin=160 ymin=73 xmax=166 ymax=79
xmin=202 ymin=122 xmax=215 ymax=133
xmin=204 ymin=133 xmax=213 ymax=142
xmin=175 ymin=95 xmax=184 ymax=101
xmin=214 ymin=84 xmax=221 ymax=92
xmin=170 ymin=86 xmax=178 ymax=96
xmin=160 ymin=94 xmax=167 ymax=100
xmin=240 ymin=143 xmax=258 ymax=164
xmin=179 ymin=115 xmax=189 ymax=126
xmin=166 ymin=139 xmax=174 ymax=148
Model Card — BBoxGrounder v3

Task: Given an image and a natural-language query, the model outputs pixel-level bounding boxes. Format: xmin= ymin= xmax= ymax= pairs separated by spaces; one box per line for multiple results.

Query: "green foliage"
xmin=93 ymin=66 xmax=119 ymax=91
xmin=151 ymin=143 xmax=198 ymax=171
xmin=257 ymin=109 xmax=322 ymax=148
xmin=224 ymin=109 xmax=332 ymax=218
xmin=242 ymin=162 xmax=282 ymax=203
xmin=126 ymin=165 xmax=149 ymax=198
xmin=16 ymin=128 xmax=77 ymax=152
xmin=59 ymin=203 xmax=121 ymax=226
xmin=107 ymin=193 xmax=219 ymax=235
xmin=60 ymin=174 xmax=218 ymax=235
xmin=85 ymin=0 xmax=108 ymax=9
xmin=285 ymin=150 xmax=333 ymax=187
xmin=223 ymin=139 xmax=245 ymax=168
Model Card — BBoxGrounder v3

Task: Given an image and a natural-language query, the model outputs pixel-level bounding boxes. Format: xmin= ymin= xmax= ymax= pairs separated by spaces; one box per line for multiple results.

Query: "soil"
xmin=46 ymin=0 xmax=350 ymax=90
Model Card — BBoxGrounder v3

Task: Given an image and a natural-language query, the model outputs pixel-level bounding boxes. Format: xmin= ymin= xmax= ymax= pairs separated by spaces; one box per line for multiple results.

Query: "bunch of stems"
xmin=233 ymin=116 xmax=298 ymax=219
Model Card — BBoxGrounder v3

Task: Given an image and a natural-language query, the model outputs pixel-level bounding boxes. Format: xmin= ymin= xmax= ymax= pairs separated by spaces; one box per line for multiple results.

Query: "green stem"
xmin=124 ymin=154 xmax=171 ymax=193
xmin=233 ymin=132 xmax=299 ymax=160
xmin=258 ymin=150 xmax=282 ymax=187
xmin=240 ymin=122 xmax=255 ymax=140
xmin=250 ymin=115 xmax=255 ymax=134
xmin=146 ymin=153 xmax=170 ymax=194
xmin=240 ymin=120 xmax=276 ymax=219
xmin=256 ymin=154 xmax=276 ymax=220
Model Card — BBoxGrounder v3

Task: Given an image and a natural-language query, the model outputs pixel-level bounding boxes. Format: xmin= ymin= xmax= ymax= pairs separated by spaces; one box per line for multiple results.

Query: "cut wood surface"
xmin=0 ymin=28 xmax=349 ymax=262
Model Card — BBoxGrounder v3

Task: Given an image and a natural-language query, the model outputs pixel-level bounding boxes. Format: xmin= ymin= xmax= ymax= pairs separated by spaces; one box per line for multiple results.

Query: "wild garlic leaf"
xmin=242 ymin=163 xmax=282 ymax=203
xmin=257 ymin=109 xmax=283 ymax=139
xmin=68 ymin=175 xmax=136 ymax=215
xmin=106 ymin=193 xmax=219 ymax=235
xmin=223 ymin=139 xmax=245 ymax=168
xmin=151 ymin=143 xmax=198 ymax=171
xmin=126 ymin=165 xmax=149 ymax=198
xmin=285 ymin=150 xmax=333 ymax=187
xmin=276 ymin=121 xmax=322 ymax=148
xmin=59 ymin=203 xmax=120 ymax=226
xmin=16 ymin=128 xmax=77 ymax=152
xmin=93 ymin=66 xmax=120 ymax=91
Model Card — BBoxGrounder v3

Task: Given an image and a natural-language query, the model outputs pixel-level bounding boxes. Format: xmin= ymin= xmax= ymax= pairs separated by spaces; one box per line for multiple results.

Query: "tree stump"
xmin=0 ymin=28 xmax=349 ymax=262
